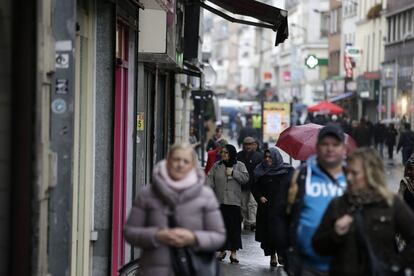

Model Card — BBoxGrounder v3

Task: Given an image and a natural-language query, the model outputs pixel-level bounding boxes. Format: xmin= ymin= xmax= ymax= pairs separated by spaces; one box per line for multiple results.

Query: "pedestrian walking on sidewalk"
xmin=399 ymin=154 xmax=414 ymax=212
xmin=208 ymin=144 xmax=249 ymax=264
xmin=397 ymin=123 xmax=414 ymax=165
xmin=373 ymin=122 xmax=386 ymax=157
xmin=385 ymin=123 xmax=398 ymax=160
xmin=237 ymin=136 xmax=262 ymax=231
xmin=285 ymin=124 xmax=347 ymax=276
xmin=312 ymin=148 xmax=414 ymax=276
xmin=124 ymin=143 xmax=226 ymax=276
xmin=206 ymin=126 xmax=223 ymax=152
xmin=205 ymin=139 xmax=228 ymax=174
xmin=353 ymin=118 xmax=371 ymax=147
xmin=252 ymin=147 xmax=294 ymax=267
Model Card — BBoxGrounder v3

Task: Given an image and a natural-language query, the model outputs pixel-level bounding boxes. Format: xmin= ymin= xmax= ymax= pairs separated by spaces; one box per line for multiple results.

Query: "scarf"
xmin=254 ymin=147 xmax=292 ymax=178
xmin=345 ymin=188 xmax=384 ymax=208
xmin=158 ymin=160 xmax=198 ymax=191
xmin=222 ymin=144 xmax=238 ymax=167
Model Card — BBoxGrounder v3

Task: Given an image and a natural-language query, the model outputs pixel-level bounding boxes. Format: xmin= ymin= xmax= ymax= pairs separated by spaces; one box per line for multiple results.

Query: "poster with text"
xmin=263 ymin=102 xmax=290 ymax=143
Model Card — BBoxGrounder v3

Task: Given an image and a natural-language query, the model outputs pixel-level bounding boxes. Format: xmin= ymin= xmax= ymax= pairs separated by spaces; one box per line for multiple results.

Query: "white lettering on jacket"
xmin=306 ymin=181 xmax=344 ymax=197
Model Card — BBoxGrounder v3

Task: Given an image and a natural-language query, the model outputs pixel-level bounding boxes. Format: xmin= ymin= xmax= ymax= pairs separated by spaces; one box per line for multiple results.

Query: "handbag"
xmin=354 ymin=209 xmax=403 ymax=276
xmin=167 ymin=207 xmax=221 ymax=276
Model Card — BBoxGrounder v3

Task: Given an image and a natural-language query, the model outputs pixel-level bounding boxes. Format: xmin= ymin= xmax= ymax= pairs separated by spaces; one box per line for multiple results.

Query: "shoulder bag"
xmin=167 ymin=207 xmax=221 ymax=276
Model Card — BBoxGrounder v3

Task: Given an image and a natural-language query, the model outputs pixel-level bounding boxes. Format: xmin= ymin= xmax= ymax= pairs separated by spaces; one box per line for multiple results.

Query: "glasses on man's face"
xmin=220 ymin=150 xmax=229 ymax=154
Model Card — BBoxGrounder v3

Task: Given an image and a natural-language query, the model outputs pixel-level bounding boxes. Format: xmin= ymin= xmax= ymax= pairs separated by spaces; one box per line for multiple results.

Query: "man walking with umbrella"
xmin=284 ymin=124 xmax=347 ymax=276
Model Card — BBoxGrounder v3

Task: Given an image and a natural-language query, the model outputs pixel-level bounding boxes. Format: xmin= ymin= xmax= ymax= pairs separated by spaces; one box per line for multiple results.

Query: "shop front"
xmin=356 ymin=72 xmax=381 ymax=122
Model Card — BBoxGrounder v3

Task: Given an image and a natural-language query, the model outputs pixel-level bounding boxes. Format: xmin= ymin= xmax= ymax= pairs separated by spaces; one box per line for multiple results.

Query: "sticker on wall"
xmin=56 ymin=79 xmax=68 ymax=94
xmin=137 ymin=112 xmax=145 ymax=131
xmin=51 ymin=98 xmax=67 ymax=114
xmin=55 ymin=53 xmax=69 ymax=68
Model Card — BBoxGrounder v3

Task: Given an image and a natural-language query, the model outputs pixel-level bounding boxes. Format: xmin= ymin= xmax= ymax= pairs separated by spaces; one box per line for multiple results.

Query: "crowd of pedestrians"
xmin=122 ymin=120 xmax=414 ymax=276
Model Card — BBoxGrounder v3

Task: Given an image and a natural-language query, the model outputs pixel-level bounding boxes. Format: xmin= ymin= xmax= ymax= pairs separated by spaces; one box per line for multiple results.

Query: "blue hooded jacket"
xmin=296 ymin=155 xmax=346 ymax=271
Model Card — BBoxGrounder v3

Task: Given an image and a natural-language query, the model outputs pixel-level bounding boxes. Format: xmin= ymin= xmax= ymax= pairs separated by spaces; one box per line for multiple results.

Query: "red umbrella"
xmin=308 ymin=101 xmax=343 ymax=114
xmin=275 ymin=123 xmax=357 ymax=161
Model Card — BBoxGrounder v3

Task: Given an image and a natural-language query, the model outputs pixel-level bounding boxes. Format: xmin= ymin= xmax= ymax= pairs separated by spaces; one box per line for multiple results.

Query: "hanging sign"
xmin=263 ymin=102 xmax=291 ymax=143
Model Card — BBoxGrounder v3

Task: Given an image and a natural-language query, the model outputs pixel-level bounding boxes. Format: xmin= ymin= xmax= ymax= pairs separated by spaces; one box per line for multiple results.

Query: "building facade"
xmin=276 ymin=0 xmax=329 ymax=105
xmin=383 ymin=0 xmax=414 ymax=126
xmin=353 ymin=0 xmax=387 ymax=121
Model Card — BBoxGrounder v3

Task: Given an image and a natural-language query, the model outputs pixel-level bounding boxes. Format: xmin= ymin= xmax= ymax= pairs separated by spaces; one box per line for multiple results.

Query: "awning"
xmin=190 ymin=0 xmax=289 ymax=46
xmin=328 ymin=92 xmax=355 ymax=102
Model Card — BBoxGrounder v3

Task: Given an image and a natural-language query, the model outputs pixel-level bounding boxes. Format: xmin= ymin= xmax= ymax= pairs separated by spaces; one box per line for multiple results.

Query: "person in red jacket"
xmin=205 ymin=139 xmax=228 ymax=174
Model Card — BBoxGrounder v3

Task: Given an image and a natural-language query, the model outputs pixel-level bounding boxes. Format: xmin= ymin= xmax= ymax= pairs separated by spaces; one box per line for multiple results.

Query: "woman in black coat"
xmin=252 ymin=147 xmax=294 ymax=267
xmin=312 ymin=148 xmax=414 ymax=276
xmin=385 ymin=123 xmax=398 ymax=159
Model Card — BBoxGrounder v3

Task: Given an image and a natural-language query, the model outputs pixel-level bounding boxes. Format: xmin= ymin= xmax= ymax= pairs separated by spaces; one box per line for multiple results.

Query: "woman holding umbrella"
xmin=207 ymin=144 xmax=249 ymax=263
xmin=252 ymin=147 xmax=294 ymax=267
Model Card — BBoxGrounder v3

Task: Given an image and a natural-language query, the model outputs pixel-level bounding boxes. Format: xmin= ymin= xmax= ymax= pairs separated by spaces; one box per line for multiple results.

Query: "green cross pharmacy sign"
xmin=304 ymin=55 xmax=328 ymax=69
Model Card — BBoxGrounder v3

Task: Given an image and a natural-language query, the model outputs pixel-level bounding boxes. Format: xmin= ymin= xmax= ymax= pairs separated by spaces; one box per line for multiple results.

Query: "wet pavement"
xmin=219 ymin=230 xmax=288 ymax=276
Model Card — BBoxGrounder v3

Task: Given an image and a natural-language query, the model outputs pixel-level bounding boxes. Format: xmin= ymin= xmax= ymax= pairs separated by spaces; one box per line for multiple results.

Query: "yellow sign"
xmin=137 ymin=112 xmax=144 ymax=131
xmin=263 ymin=102 xmax=290 ymax=143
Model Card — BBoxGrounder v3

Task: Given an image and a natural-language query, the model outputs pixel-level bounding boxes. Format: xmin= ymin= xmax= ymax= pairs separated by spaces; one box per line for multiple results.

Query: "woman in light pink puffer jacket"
xmin=124 ymin=143 xmax=226 ymax=276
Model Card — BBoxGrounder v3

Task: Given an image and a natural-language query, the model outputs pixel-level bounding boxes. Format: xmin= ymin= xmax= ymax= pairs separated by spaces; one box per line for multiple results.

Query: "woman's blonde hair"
xmin=167 ymin=143 xmax=199 ymax=167
xmin=347 ymin=147 xmax=394 ymax=205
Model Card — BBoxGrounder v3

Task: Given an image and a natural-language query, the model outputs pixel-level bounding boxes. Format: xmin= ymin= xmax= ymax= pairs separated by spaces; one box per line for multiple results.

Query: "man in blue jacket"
xmin=286 ymin=124 xmax=347 ymax=276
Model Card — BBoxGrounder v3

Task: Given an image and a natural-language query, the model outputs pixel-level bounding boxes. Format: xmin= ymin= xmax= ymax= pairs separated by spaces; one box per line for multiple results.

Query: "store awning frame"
xmin=189 ymin=0 xmax=289 ymax=46
xmin=328 ymin=92 xmax=355 ymax=102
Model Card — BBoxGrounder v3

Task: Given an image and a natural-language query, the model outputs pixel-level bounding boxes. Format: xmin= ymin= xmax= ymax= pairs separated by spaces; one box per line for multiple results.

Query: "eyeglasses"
xmin=220 ymin=150 xmax=229 ymax=154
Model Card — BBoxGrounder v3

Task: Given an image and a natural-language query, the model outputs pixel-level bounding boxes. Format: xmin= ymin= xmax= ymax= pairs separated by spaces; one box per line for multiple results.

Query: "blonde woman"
xmin=312 ymin=147 xmax=414 ymax=276
xmin=124 ymin=143 xmax=225 ymax=276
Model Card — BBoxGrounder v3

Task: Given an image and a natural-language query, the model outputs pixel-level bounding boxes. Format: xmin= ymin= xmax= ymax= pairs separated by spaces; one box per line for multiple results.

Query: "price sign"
xmin=137 ymin=112 xmax=144 ymax=131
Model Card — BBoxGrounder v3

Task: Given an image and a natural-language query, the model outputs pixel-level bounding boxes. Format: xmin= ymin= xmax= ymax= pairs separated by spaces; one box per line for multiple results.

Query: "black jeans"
xmin=387 ymin=144 xmax=394 ymax=159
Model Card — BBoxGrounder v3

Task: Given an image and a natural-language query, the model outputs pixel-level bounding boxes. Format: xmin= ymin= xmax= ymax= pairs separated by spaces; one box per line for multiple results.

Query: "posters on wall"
xmin=263 ymin=102 xmax=291 ymax=143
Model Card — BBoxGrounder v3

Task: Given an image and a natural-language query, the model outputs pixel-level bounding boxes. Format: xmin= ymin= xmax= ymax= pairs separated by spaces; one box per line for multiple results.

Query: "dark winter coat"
xmin=124 ymin=162 xmax=226 ymax=276
xmin=312 ymin=194 xmax=414 ymax=276
xmin=252 ymin=168 xmax=294 ymax=250
xmin=397 ymin=130 xmax=414 ymax=152
xmin=237 ymin=150 xmax=263 ymax=191
xmin=373 ymin=123 xmax=387 ymax=144
xmin=385 ymin=127 xmax=398 ymax=146
xmin=353 ymin=125 xmax=371 ymax=147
